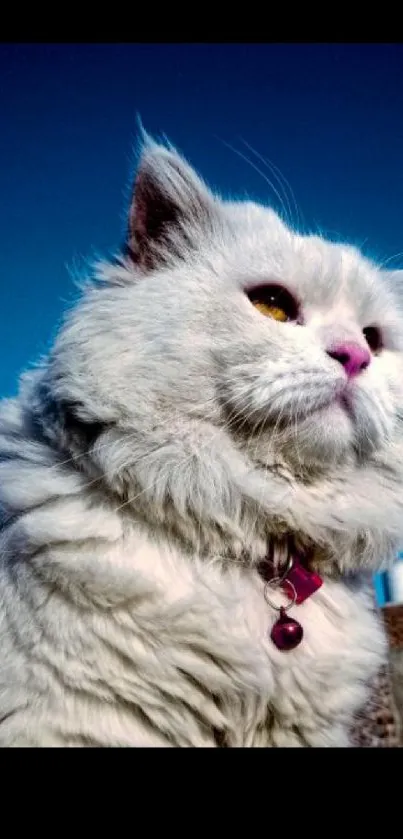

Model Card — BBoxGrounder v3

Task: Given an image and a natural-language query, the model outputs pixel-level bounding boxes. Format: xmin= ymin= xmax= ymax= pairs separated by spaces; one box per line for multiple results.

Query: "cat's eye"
xmin=246 ymin=284 xmax=299 ymax=323
xmin=363 ymin=325 xmax=383 ymax=353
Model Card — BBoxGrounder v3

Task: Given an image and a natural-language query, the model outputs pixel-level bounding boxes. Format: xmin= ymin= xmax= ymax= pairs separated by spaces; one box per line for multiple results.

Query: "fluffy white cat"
xmin=1 ymin=136 xmax=403 ymax=746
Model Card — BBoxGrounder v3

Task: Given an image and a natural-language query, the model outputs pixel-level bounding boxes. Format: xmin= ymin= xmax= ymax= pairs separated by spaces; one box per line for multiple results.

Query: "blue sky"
xmin=1 ymin=42 xmax=403 ymax=397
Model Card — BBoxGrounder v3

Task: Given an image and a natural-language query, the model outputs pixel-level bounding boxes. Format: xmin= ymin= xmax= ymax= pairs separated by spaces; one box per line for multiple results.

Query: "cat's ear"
xmin=126 ymin=137 xmax=218 ymax=270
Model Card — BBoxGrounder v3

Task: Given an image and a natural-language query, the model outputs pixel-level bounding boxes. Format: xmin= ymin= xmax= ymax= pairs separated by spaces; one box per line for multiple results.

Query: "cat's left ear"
xmin=126 ymin=138 xmax=219 ymax=271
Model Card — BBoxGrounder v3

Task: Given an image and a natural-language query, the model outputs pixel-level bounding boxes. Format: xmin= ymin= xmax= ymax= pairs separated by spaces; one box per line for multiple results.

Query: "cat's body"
xmin=1 ymin=137 xmax=403 ymax=746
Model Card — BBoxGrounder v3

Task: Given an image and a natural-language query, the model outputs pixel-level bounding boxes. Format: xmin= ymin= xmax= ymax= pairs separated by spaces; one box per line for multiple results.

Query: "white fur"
xmin=1 ymin=139 xmax=403 ymax=746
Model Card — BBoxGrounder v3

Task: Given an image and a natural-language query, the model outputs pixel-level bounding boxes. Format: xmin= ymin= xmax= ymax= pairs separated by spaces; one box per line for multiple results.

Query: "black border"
xmin=0 ymin=12 xmax=402 ymax=42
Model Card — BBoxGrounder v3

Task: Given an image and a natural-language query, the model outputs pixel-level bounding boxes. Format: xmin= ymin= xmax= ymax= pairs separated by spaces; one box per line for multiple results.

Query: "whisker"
xmin=379 ymin=251 xmax=403 ymax=270
xmin=219 ymin=139 xmax=291 ymax=226
xmin=239 ymin=137 xmax=302 ymax=232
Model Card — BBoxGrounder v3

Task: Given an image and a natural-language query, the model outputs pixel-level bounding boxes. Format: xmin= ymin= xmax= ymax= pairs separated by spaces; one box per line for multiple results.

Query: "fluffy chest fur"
xmin=0 ymin=507 xmax=385 ymax=747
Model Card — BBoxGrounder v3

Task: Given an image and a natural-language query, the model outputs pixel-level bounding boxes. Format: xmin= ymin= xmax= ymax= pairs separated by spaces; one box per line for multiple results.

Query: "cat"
xmin=1 ymin=134 xmax=403 ymax=746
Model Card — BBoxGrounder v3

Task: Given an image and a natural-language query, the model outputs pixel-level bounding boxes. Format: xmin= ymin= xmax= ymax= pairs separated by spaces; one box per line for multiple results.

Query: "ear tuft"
xmin=126 ymin=133 xmax=217 ymax=270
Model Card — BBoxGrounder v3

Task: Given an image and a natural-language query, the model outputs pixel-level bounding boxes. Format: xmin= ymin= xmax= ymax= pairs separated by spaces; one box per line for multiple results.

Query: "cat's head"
xmin=37 ymin=137 xmax=403 ymax=545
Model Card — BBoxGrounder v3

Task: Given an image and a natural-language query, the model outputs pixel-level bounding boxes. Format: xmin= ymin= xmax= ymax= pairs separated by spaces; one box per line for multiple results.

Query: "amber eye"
xmin=246 ymin=284 xmax=299 ymax=323
xmin=363 ymin=325 xmax=383 ymax=353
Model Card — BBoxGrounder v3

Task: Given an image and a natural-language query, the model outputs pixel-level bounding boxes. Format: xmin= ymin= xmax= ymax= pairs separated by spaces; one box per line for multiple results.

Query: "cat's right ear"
xmin=126 ymin=137 xmax=219 ymax=271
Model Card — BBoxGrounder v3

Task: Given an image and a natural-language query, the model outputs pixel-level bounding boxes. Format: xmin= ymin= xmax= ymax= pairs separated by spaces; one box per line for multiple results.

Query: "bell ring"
xmin=263 ymin=576 xmax=297 ymax=612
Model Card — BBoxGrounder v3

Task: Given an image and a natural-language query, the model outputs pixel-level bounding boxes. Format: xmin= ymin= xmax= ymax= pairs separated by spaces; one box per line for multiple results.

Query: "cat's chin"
xmin=268 ymin=400 xmax=355 ymax=471
xmin=288 ymin=408 xmax=353 ymax=467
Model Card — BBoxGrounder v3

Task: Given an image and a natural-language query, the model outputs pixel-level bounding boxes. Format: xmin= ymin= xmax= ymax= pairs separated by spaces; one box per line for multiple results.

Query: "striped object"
xmin=374 ymin=554 xmax=403 ymax=607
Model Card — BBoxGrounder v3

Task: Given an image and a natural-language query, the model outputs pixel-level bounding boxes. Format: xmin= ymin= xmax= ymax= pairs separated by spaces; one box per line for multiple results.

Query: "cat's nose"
xmin=326 ymin=341 xmax=371 ymax=378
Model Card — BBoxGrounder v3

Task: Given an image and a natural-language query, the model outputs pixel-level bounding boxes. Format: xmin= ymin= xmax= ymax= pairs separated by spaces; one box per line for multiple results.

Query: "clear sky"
xmin=1 ymin=42 xmax=403 ymax=397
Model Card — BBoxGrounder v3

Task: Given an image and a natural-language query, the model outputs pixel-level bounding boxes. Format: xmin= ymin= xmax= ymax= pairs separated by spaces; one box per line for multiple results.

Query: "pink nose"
xmin=327 ymin=341 xmax=371 ymax=378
